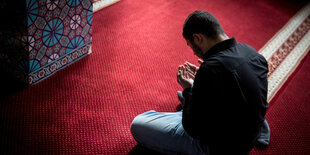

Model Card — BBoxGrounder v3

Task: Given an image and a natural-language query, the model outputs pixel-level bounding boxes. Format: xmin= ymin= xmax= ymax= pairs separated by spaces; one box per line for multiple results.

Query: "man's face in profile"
xmin=186 ymin=39 xmax=204 ymax=58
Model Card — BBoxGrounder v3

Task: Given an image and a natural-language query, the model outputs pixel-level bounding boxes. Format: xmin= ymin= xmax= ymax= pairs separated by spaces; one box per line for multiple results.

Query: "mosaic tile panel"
xmin=0 ymin=0 xmax=93 ymax=85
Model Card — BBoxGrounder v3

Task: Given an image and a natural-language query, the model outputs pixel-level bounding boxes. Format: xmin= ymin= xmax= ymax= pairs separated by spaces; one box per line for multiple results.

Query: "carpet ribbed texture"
xmin=250 ymin=53 xmax=310 ymax=155
xmin=0 ymin=0 xmax=309 ymax=154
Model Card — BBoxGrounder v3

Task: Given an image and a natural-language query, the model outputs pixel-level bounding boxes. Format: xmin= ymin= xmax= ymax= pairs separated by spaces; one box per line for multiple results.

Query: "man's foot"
xmin=255 ymin=119 xmax=270 ymax=149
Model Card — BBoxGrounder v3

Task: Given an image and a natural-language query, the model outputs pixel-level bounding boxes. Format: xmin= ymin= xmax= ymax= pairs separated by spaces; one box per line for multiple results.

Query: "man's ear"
xmin=192 ymin=33 xmax=202 ymax=44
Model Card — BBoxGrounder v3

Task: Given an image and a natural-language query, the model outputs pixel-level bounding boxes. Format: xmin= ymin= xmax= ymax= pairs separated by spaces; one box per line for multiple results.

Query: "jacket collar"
xmin=203 ymin=37 xmax=237 ymax=60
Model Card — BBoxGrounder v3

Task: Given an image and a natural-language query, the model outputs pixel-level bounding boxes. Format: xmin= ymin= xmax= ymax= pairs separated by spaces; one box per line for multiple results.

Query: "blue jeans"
xmin=131 ymin=110 xmax=206 ymax=155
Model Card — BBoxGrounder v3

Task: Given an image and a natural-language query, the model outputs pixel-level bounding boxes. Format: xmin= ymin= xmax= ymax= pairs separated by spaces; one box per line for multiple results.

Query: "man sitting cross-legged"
xmin=131 ymin=10 xmax=270 ymax=155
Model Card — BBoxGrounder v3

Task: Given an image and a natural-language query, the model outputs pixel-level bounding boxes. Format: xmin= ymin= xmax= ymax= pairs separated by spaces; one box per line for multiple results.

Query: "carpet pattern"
xmin=0 ymin=0 xmax=309 ymax=154
xmin=259 ymin=4 xmax=310 ymax=101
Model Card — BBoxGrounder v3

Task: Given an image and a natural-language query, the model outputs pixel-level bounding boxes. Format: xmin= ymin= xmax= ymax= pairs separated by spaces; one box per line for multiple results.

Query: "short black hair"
xmin=183 ymin=10 xmax=224 ymax=41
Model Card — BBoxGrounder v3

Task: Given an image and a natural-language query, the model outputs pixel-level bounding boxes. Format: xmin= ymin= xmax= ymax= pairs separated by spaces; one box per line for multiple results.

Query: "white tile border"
xmin=93 ymin=0 xmax=120 ymax=12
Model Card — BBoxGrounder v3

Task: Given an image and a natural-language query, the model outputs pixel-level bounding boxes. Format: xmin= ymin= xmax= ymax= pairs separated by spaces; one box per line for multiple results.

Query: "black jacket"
xmin=182 ymin=38 xmax=269 ymax=155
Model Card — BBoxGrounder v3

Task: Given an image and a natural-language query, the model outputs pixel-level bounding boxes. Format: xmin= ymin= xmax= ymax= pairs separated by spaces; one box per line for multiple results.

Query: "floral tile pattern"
xmin=0 ymin=0 xmax=92 ymax=85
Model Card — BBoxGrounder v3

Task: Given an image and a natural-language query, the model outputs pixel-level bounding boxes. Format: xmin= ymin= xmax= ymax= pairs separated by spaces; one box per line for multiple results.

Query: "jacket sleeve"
xmin=182 ymin=66 xmax=219 ymax=139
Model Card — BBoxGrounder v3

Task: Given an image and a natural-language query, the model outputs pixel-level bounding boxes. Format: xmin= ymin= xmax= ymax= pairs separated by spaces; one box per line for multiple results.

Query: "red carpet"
xmin=0 ymin=0 xmax=309 ymax=154
xmin=250 ymin=52 xmax=310 ymax=155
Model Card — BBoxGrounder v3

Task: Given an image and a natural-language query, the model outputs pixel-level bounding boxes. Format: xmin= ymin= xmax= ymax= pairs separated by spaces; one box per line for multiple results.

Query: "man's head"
xmin=183 ymin=11 xmax=226 ymax=58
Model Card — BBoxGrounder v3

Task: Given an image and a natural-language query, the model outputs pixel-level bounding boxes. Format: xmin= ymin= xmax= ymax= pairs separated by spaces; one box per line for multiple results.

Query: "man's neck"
xmin=202 ymin=34 xmax=229 ymax=55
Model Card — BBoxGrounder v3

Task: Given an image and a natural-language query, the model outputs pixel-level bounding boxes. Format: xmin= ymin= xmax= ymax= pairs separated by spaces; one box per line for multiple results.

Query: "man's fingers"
xmin=184 ymin=64 xmax=194 ymax=72
xmin=178 ymin=64 xmax=196 ymax=83
xmin=177 ymin=65 xmax=183 ymax=75
xmin=177 ymin=64 xmax=195 ymax=89
xmin=179 ymin=66 xmax=188 ymax=79
xmin=180 ymin=66 xmax=186 ymax=78
xmin=177 ymin=65 xmax=187 ymax=79
xmin=185 ymin=67 xmax=195 ymax=75
xmin=185 ymin=62 xmax=199 ymax=72
xmin=185 ymin=62 xmax=197 ymax=70
xmin=187 ymin=71 xmax=195 ymax=79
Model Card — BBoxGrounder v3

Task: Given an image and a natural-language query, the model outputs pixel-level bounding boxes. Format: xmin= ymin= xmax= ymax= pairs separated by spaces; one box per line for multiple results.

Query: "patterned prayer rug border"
xmin=259 ymin=3 xmax=310 ymax=102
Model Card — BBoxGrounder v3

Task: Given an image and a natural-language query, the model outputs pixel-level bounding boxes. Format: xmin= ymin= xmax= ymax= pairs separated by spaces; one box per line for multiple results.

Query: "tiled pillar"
xmin=0 ymin=0 xmax=93 ymax=86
